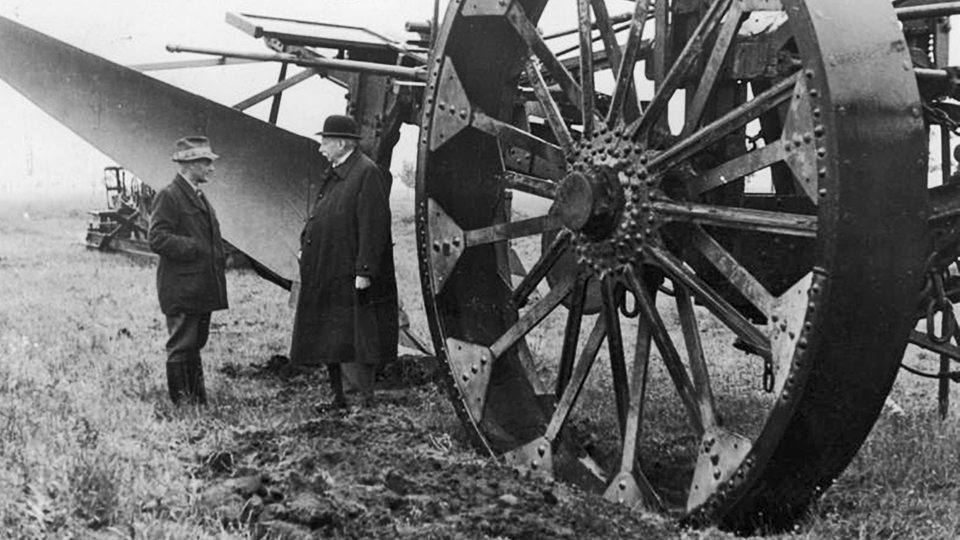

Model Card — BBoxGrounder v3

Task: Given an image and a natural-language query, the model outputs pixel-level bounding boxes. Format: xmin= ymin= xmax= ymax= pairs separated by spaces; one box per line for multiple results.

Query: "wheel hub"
xmin=559 ymin=125 xmax=663 ymax=277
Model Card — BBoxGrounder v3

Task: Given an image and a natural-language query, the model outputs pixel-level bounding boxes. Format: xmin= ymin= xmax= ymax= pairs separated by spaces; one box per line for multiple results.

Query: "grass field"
xmin=1 ymin=204 xmax=960 ymax=539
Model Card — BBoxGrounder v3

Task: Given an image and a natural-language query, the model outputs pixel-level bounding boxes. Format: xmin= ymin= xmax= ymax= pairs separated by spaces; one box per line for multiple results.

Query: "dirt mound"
xmin=190 ymin=386 xmax=673 ymax=538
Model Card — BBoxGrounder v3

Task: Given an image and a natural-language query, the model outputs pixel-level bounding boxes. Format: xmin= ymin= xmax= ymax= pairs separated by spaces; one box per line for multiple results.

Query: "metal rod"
xmin=940 ymin=122 xmax=953 ymax=420
xmin=463 ymin=214 xmax=563 ymax=247
xmin=129 ymin=57 xmax=262 ymax=72
xmin=542 ymin=11 xmax=633 ymax=41
xmin=590 ymin=0 xmax=640 ymax=121
xmin=165 ymin=44 xmax=427 ymax=81
xmin=651 ymin=199 xmax=818 ymax=237
xmin=916 ymin=67 xmax=953 ymax=81
xmin=268 ymin=62 xmax=288 ymax=124
xmin=896 ymin=2 xmax=960 ymax=20
xmin=556 ymin=273 xmax=588 ymax=399
xmin=489 ymin=275 xmax=574 ymax=358
xmin=552 ymin=21 xmax=633 ymax=60
xmin=511 ymin=230 xmax=570 ymax=308
xmin=601 ymin=276 xmax=631 ymax=438
xmin=624 ymin=266 xmax=704 ymax=435
xmin=232 ymin=68 xmax=323 ymax=111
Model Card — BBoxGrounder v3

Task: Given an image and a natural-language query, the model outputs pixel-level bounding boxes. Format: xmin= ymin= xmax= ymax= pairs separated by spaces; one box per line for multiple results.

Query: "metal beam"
xmin=166 ymin=44 xmax=428 ymax=81
xmin=897 ymin=2 xmax=960 ymax=20
xmin=232 ymin=67 xmax=322 ymax=111
xmin=129 ymin=57 xmax=262 ymax=72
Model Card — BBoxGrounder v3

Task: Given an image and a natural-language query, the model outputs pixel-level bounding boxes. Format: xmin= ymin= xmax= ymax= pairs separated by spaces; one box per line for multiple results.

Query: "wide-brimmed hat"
xmin=171 ymin=136 xmax=219 ymax=162
xmin=315 ymin=115 xmax=361 ymax=139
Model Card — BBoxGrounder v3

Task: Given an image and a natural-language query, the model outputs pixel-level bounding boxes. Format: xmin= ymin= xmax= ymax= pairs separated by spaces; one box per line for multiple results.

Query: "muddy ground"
xmin=191 ymin=356 xmax=676 ymax=539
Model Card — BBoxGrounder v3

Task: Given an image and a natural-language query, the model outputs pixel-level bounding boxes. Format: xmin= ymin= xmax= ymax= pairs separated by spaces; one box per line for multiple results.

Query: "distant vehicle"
xmin=85 ymin=166 xmax=155 ymax=255
xmin=85 ymin=165 xmax=250 ymax=269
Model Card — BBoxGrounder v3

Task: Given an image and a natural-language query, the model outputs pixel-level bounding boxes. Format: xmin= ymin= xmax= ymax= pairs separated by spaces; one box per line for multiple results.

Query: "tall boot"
xmin=315 ymin=364 xmax=347 ymax=412
xmin=166 ymin=361 xmax=190 ymax=405
xmin=186 ymin=353 xmax=208 ymax=406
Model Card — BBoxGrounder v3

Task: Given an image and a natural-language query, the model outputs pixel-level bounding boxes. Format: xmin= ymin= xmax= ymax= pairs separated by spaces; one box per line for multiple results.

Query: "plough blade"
xmin=0 ymin=15 xmax=323 ymax=282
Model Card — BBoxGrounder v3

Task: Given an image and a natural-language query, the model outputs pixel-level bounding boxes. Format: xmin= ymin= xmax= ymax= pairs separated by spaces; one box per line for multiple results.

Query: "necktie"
xmin=197 ymin=189 xmax=209 ymax=212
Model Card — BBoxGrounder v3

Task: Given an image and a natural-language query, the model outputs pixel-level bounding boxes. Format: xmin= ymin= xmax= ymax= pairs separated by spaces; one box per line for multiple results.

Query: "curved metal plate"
xmin=0 ymin=15 xmax=323 ymax=281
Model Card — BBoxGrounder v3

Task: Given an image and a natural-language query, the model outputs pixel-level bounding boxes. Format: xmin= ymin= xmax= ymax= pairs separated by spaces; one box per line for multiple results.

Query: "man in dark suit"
xmin=290 ymin=115 xmax=398 ymax=409
xmin=148 ymin=136 xmax=228 ymax=405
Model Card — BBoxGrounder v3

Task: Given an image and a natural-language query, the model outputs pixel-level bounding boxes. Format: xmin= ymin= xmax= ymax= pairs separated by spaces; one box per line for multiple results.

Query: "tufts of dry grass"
xmin=3 ymin=206 xmax=960 ymax=538
xmin=0 ymin=214 xmax=293 ymax=537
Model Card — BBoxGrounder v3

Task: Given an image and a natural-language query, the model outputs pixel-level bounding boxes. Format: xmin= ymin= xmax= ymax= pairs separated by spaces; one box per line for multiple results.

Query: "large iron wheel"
xmin=416 ymin=0 xmax=927 ymax=531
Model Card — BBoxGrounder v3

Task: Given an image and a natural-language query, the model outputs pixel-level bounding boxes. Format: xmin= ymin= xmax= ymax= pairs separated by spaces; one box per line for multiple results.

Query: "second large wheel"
xmin=416 ymin=0 xmax=927 ymax=531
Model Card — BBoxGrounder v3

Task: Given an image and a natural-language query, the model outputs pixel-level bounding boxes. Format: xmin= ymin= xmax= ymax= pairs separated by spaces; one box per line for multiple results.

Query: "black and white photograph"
xmin=1 ymin=0 xmax=959 ymax=537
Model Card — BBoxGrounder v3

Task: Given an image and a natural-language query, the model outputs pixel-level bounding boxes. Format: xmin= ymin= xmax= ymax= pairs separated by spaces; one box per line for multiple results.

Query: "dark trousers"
xmin=165 ymin=312 xmax=211 ymax=404
xmin=326 ymin=363 xmax=375 ymax=405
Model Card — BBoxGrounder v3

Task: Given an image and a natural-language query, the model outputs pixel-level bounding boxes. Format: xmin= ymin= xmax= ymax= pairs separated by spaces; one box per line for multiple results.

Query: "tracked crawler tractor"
xmin=4 ymin=0 xmax=960 ymax=532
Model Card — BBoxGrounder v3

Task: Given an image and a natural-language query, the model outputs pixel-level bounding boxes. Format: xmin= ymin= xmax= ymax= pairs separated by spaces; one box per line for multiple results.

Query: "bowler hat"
xmin=315 ymin=115 xmax=361 ymax=139
xmin=171 ymin=136 xmax=219 ymax=162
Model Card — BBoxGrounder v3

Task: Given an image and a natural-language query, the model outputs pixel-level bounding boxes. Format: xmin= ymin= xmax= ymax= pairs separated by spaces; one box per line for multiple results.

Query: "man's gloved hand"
xmin=355 ymin=275 xmax=372 ymax=290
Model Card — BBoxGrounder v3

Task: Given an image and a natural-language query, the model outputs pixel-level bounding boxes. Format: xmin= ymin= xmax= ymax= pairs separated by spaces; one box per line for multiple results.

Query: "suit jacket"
xmin=148 ymin=174 xmax=228 ymax=315
xmin=290 ymin=150 xmax=398 ymax=365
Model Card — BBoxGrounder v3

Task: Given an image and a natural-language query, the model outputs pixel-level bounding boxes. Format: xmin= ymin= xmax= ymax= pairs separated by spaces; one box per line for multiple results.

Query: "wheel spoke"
xmin=683 ymin=1 xmax=744 ymax=134
xmin=491 ymin=274 xmax=575 ymax=359
xmin=652 ymin=0 xmax=668 ymax=85
xmin=675 ymin=283 xmax=719 ymax=431
xmin=516 ymin=339 xmax=551 ymax=396
xmin=625 ymin=266 xmax=704 ymax=435
xmin=556 ymin=28 xmax=640 ymax=76
xmin=604 ymin=316 xmax=664 ymax=510
xmin=606 ymin=0 xmax=651 ymax=126
xmin=643 ymin=73 xmax=798 ymax=172
xmin=511 ymin=230 xmax=572 ymax=308
xmin=626 ymin=316 xmax=653 ymax=459
xmin=502 ymin=171 xmax=558 ymax=199
xmin=463 ymin=213 xmax=563 ymax=247
xmin=524 ymin=59 xmax=576 ymax=153
xmin=631 ymin=0 xmax=734 ymax=137
xmin=590 ymin=0 xmax=640 ymax=122
xmin=541 ymin=10 xmax=632 ymax=41
xmin=691 ymin=140 xmax=786 ymax=196
xmin=601 ymin=275 xmax=631 ymax=436
xmin=652 ymin=199 xmax=817 ymax=237
xmin=557 ymin=272 xmax=589 ymax=398
xmin=505 ymin=1 xmax=583 ymax=111
xmin=545 ymin=317 xmax=607 ymax=441
xmin=645 ymin=245 xmax=771 ymax=358
xmin=473 ymin=110 xmax=566 ymax=167
xmin=577 ymin=0 xmax=596 ymax=132
xmin=684 ymin=226 xmax=776 ymax=316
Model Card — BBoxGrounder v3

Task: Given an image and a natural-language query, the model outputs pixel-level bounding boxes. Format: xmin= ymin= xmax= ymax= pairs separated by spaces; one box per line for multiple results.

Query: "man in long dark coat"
xmin=290 ymin=115 xmax=398 ymax=409
xmin=148 ymin=136 xmax=228 ymax=405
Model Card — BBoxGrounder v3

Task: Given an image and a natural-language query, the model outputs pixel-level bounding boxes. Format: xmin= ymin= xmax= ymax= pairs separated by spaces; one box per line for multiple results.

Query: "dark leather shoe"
xmin=314 ymin=398 xmax=348 ymax=413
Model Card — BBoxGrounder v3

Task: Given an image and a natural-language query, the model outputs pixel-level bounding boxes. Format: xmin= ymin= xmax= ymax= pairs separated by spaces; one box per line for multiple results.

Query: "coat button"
xmin=306 ymin=239 xmax=312 ymax=245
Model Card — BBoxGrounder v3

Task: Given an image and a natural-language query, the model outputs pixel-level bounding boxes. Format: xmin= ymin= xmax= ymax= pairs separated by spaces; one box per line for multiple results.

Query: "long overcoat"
xmin=148 ymin=174 xmax=228 ymax=315
xmin=290 ymin=150 xmax=399 ymax=366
